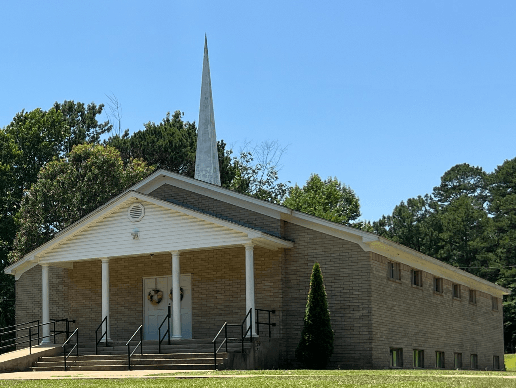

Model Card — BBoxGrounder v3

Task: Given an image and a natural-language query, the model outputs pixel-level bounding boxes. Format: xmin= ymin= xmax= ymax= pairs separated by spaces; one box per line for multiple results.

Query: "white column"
xmin=245 ymin=243 xmax=257 ymax=336
xmin=101 ymin=258 xmax=112 ymax=343
xmin=171 ymin=251 xmax=182 ymax=339
xmin=41 ymin=264 xmax=50 ymax=344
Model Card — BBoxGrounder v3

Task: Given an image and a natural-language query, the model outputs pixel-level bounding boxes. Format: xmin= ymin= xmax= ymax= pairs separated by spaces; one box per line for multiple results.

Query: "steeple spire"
xmin=195 ymin=35 xmax=221 ymax=186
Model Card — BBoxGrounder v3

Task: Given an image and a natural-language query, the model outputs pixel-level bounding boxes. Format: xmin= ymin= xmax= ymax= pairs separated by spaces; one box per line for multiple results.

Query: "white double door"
xmin=143 ymin=275 xmax=192 ymax=340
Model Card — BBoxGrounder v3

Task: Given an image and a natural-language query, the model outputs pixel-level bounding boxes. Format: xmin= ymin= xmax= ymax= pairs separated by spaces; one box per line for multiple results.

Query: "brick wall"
xmin=370 ymin=253 xmax=504 ymax=370
xmin=16 ymin=265 xmax=70 ymax=344
xmin=16 ymin=246 xmax=283 ymax=344
xmin=149 ymin=184 xmax=282 ymax=237
xmin=281 ymin=223 xmax=374 ymax=369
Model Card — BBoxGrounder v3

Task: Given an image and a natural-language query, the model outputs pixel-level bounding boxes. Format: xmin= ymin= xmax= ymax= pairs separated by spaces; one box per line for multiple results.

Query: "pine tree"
xmin=295 ymin=262 xmax=334 ymax=368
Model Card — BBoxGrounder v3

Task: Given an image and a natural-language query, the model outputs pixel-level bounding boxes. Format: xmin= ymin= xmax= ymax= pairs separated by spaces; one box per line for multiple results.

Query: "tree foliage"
xmin=9 ymin=145 xmax=153 ymax=263
xmin=283 ymin=174 xmax=360 ymax=224
xmin=229 ymin=141 xmax=289 ymax=204
xmin=0 ymin=101 xmax=110 ymax=327
xmin=295 ymin=262 xmax=334 ymax=369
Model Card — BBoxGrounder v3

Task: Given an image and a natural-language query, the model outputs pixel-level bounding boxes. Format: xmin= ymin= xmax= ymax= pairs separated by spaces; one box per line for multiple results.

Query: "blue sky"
xmin=1 ymin=1 xmax=515 ymax=222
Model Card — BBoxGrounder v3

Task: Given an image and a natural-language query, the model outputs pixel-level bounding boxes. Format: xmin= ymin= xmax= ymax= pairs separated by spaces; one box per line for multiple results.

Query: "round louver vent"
xmin=128 ymin=203 xmax=145 ymax=222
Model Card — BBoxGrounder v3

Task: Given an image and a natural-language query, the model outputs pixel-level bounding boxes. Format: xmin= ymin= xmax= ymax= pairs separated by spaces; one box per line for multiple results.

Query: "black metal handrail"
xmin=95 ymin=316 xmax=108 ymax=355
xmin=212 ymin=308 xmax=252 ymax=370
xmin=126 ymin=325 xmax=143 ymax=370
xmin=0 ymin=318 xmax=74 ymax=355
xmin=256 ymin=308 xmax=276 ymax=337
xmin=158 ymin=306 xmax=171 ymax=354
xmin=62 ymin=328 xmax=79 ymax=371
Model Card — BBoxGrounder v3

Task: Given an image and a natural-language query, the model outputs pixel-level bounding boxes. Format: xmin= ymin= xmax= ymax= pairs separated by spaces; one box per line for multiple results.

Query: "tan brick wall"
xmin=281 ymin=223 xmax=374 ymax=369
xmin=149 ymin=184 xmax=282 ymax=237
xmin=370 ymin=253 xmax=504 ymax=370
xmin=14 ymin=186 xmax=505 ymax=370
xmin=16 ymin=247 xmax=283 ymax=344
xmin=16 ymin=265 xmax=70 ymax=344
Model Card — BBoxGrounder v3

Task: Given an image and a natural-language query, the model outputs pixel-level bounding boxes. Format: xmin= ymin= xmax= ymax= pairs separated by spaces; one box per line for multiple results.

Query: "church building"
xmin=4 ymin=38 xmax=509 ymax=370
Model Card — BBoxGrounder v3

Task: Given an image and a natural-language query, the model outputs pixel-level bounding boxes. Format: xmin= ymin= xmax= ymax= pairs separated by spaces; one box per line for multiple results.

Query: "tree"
xmin=283 ymin=174 xmax=360 ymax=224
xmin=488 ymin=157 xmax=516 ymax=351
xmin=106 ymin=114 xmax=289 ymax=201
xmin=373 ymin=195 xmax=438 ymax=255
xmin=105 ymin=111 xmax=240 ymax=187
xmin=432 ymin=163 xmax=488 ymax=208
xmin=0 ymin=102 xmax=110 ymax=327
xmin=9 ymin=144 xmax=154 ymax=263
xmin=295 ymin=262 xmax=334 ymax=369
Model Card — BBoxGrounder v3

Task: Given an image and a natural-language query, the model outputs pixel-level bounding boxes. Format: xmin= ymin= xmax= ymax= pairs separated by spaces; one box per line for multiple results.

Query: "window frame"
xmin=413 ymin=349 xmax=424 ymax=368
xmin=470 ymin=354 xmax=478 ymax=370
xmin=411 ymin=269 xmax=423 ymax=287
xmin=492 ymin=296 xmax=499 ymax=311
xmin=493 ymin=355 xmax=500 ymax=370
xmin=454 ymin=353 xmax=462 ymax=369
xmin=388 ymin=262 xmax=401 ymax=282
xmin=469 ymin=289 xmax=477 ymax=305
xmin=436 ymin=351 xmax=445 ymax=369
xmin=452 ymin=284 xmax=461 ymax=299
xmin=390 ymin=348 xmax=403 ymax=368
xmin=434 ymin=277 xmax=444 ymax=295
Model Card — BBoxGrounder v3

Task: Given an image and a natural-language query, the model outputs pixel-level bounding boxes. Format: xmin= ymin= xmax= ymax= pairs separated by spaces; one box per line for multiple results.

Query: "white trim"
xmin=5 ymin=191 xmax=293 ymax=277
xmin=288 ymin=211 xmax=510 ymax=296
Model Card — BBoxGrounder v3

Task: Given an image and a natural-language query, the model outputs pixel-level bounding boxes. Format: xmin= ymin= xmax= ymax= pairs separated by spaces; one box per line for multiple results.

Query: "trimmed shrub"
xmin=295 ymin=262 xmax=334 ymax=369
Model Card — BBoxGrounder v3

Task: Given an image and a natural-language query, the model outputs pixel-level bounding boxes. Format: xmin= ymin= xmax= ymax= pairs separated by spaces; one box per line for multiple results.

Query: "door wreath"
xmin=147 ymin=289 xmax=163 ymax=305
xmin=169 ymin=287 xmax=184 ymax=301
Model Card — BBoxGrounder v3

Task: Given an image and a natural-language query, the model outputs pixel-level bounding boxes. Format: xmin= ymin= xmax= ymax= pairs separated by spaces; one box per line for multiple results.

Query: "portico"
xmin=19 ymin=191 xmax=291 ymax=344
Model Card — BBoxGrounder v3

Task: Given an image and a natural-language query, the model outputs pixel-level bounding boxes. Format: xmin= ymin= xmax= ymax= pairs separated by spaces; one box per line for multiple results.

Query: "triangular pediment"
xmin=7 ymin=191 xmax=292 ymax=278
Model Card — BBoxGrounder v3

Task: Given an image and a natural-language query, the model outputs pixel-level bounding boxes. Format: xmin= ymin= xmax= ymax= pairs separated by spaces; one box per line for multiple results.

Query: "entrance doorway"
xmin=143 ymin=275 xmax=192 ymax=340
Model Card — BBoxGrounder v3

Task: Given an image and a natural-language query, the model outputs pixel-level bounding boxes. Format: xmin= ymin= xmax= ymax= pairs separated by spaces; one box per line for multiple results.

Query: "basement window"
xmin=436 ymin=351 xmax=445 ymax=369
xmin=493 ymin=355 xmax=500 ymax=370
xmin=471 ymin=354 xmax=478 ymax=369
xmin=454 ymin=353 xmax=462 ymax=369
xmin=413 ymin=349 xmax=424 ymax=368
xmin=390 ymin=348 xmax=403 ymax=368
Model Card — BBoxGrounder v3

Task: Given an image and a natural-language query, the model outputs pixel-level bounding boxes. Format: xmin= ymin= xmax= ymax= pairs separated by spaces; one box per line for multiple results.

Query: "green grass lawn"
xmin=2 ymin=370 xmax=516 ymax=388
xmin=505 ymin=353 xmax=516 ymax=371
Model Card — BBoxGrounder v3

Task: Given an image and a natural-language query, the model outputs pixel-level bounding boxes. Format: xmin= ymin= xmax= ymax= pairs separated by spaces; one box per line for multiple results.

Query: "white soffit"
xmin=5 ymin=191 xmax=292 ymax=278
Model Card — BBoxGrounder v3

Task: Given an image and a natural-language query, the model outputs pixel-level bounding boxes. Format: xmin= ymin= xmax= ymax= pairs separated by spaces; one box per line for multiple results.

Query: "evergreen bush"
xmin=295 ymin=262 xmax=334 ymax=369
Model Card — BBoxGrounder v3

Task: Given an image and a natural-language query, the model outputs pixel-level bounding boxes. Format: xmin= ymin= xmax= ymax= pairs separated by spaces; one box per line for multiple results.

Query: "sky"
xmin=1 ymin=1 xmax=515 ymax=222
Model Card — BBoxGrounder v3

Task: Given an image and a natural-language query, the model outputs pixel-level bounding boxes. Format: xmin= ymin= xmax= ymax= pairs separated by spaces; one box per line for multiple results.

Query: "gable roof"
xmin=5 ymin=168 xmax=510 ymax=296
xmin=4 ymin=189 xmax=292 ymax=279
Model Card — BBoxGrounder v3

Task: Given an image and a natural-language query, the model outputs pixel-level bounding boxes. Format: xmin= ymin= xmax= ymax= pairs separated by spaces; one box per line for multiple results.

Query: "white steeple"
xmin=195 ymin=35 xmax=221 ymax=186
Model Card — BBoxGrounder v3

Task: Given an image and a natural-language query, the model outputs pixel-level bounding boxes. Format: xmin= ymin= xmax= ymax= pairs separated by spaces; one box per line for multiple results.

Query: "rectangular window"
xmin=413 ymin=349 xmax=424 ymax=368
xmin=434 ymin=278 xmax=444 ymax=294
xmin=453 ymin=284 xmax=461 ymax=299
xmin=470 ymin=354 xmax=478 ymax=369
xmin=390 ymin=348 xmax=403 ymax=368
xmin=454 ymin=353 xmax=462 ymax=369
xmin=436 ymin=351 xmax=445 ymax=369
xmin=411 ymin=270 xmax=423 ymax=287
xmin=493 ymin=355 xmax=500 ymax=370
xmin=469 ymin=290 xmax=477 ymax=305
xmin=492 ymin=296 xmax=499 ymax=311
xmin=388 ymin=262 xmax=401 ymax=281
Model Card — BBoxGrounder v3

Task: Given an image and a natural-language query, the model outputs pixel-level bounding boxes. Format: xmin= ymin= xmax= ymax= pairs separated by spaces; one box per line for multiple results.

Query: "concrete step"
xmin=31 ymin=363 xmax=215 ymax=371
xmin=32 ymin=350 xmax=228 ymax=371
